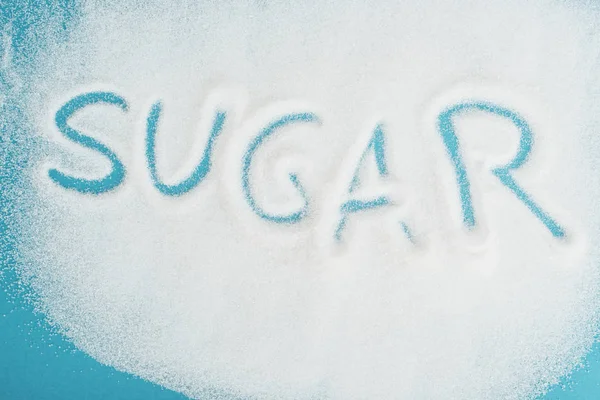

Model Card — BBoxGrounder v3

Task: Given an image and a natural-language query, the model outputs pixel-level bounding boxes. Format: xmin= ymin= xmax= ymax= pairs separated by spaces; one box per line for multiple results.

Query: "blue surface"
xmin=0 ymin=1 xmax=599 ymax=399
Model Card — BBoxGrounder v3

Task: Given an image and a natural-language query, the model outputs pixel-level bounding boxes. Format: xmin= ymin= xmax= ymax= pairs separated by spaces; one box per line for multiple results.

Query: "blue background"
xmin=0 ymin=1 xmax=598 ymax=398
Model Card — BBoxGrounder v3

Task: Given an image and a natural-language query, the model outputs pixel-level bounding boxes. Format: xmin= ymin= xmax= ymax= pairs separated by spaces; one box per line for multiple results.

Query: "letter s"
xmin=48 ymin=91 xmax=128 ymax=194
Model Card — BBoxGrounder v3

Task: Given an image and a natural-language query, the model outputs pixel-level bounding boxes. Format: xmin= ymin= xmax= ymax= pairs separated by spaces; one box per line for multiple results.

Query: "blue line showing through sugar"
xmin=437 ymin=101 xmax=565 ymax=238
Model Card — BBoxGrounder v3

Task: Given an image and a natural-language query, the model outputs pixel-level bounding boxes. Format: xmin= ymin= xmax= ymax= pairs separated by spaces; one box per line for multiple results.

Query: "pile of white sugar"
xmin=12 ymin=0 xmax=600 ymax=399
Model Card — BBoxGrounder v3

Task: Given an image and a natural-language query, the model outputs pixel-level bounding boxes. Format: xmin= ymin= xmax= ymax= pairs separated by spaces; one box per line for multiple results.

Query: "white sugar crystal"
xmin=14 ymin=1 xmax=600 ymax=399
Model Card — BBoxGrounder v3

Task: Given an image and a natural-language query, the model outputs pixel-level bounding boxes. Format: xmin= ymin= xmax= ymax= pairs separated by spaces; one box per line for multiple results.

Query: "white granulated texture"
xmin=13 ymin=0 xmax=600 ymax=399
